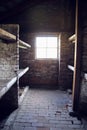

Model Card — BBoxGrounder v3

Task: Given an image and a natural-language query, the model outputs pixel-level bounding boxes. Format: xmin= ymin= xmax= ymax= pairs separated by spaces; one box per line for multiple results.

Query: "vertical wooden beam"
xmin=16 ymin=25 xmax=19 ymax=103
xmin=72 ymin=0 xmax=82 ymax=112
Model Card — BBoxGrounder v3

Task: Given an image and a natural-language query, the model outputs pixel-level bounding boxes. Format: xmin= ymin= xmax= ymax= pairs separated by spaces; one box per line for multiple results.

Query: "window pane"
xmin=36 ymin=48 xmax=46 ymax=58
xmin=47 ymin=48 xmax=57 ymax=58
xmin=47 ymin=37 xmax=57 ymax=47
xmin=36 ymin=37 xmax=46 ymax=47
xmin=36 ymin=36 xmax=58 ymax=59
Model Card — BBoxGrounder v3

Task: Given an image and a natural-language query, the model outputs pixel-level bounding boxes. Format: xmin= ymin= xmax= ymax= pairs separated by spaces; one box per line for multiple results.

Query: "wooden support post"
xmin=72 ymin=0 xmax=82 ymax=112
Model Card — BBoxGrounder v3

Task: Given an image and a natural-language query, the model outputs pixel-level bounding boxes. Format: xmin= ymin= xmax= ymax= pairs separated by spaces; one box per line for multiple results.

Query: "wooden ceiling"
xmin=0 ymin=0 xmax=76 ymax=22
xmin=0 ymin=0 xmax=24 ymax=12
xmin=0 ymin=0 xmax=50 ymax=21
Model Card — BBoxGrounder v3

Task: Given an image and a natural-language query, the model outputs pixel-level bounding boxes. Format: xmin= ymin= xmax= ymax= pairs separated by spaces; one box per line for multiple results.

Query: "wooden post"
xmin=72 ymin=0 xmax=82 ymax=112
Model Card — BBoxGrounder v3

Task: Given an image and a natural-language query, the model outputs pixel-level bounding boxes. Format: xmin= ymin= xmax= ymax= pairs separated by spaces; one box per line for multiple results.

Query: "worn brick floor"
xmin=0 ymin=89 xmax=87 ymax=130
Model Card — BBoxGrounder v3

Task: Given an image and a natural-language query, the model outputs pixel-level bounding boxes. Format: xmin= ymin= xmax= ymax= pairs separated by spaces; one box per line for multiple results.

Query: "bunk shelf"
xmin=18 ymin=67 xmax=29 ymax=79
xmin=18 ymin=45 xmax=27 ymax=49
xmin=0 ymin=67 xmax=29 ymax=99
xmin=84 ymin=73 xmax=87 ymax=80
xmin=0 ymin=28 xmax=31 ymax=48
xmin=19 ymin=40 xmax=31 ymax=48
xmin=0 ymin=77 xmax=17 ymax=99
xmin=68 ymin=65 xmax=74 ymax=72
xmin=68 ymin=65 xmax=87 ymax=81
xmin=68 ymin=34 xmax=76 ymax=43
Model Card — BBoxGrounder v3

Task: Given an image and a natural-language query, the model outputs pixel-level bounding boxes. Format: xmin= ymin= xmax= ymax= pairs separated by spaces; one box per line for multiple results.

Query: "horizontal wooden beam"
xmin=18 ymin=45 xmax=27 ymax=49
xmin=0 ymin=28 xmax=31 ymax=48
xmin=0 ymin=77 xmax=17 ymax=99
xmin=68 ymin=65 xmax=74 ymax=71
xmin=19 ymin=40 xmax=31 ymax=48
xmin=0 ymin=67 xmax=29 ymax=99
xmin=84 ymin=73 xmax=87 ymax=80
xmin=68 ymin=34 xmax=76 ymax=43
xmin=18 ymin=67 xmax=29 ymax=79
xmin=0 ymin=28 xmax=16 ymax=40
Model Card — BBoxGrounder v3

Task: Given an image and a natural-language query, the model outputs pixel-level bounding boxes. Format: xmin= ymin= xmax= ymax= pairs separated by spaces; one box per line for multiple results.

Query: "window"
xmin=36 ymin=37 xmax=58 ymax=59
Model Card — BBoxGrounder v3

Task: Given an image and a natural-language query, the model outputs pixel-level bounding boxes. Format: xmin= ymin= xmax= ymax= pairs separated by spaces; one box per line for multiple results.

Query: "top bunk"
xmin=0 ymin=28 xmax=31 ymax=48
xmin=68 ymin=34 xmax=76 ymax=43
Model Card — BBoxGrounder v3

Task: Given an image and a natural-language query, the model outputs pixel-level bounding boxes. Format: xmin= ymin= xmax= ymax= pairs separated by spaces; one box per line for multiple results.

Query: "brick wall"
xmin=0 ymin=42 xmax=17 ymax=79
xmin=1 ymin=1 xmax=75 ymax=90
xmin=58 ymin=32 xmax=74 ymax=90
xmin=80 ymin=26 xmax=87 ymax=107
xmin=77 ymin=1 xmax=87 ymax=114
xmin=0 ymin=25 xmax=19 ymax=117
xmin=18 ymin=0 xmax=75 ymax=90
xmin=0 ymin=24 xmax=19 ymax=79
xmin=19 ymin=32 xmax=74 ymax=90
xmin=19 ymin=33 xmax=59 ymax=89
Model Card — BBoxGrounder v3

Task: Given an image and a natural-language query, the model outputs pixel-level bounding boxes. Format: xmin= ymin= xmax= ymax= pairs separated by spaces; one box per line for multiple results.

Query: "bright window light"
xmin=36 ymin=37 xmax=58 ymax=59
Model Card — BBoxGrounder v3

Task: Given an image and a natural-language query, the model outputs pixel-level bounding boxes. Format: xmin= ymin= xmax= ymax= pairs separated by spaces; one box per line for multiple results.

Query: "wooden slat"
xmin=84 ymin=73 xmax=87 ymax=80
xmin=18 ymin=45 xmax=27 ymax=49
xmin=68 ymin=65 xmax=74 ymax=71
xmin=0 ymin=28 xmax=31 ymax=48
xmin=18 ymin=67 xmax=29 ymax=79
xmin=0 ymin=28 xmax=16 ymax=40
xmin=69 ymin=34 xmax=76 ymax=43
xmin=0 ymin=67 xmax=29 ymax=99
xmin=0 ymin=77 xmax=17 ymax=99
xmin=19 ymin=40 xmax=31 ymax=48
xmin=19 ymin=86 xmax=29 ymax=105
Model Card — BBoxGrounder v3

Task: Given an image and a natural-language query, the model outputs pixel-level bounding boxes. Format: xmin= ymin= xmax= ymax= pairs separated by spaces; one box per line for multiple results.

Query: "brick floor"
xmin=0 ymin=89 xmax=87 ymax=130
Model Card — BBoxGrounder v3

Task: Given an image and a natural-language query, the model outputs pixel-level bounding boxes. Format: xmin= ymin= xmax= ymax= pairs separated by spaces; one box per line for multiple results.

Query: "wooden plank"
xmin=0 ymin=67 xmax=29 ymax=99
xmin=84 ymin=73 xmax=87 ymax=80
xmin=19 ymin=40 xmax=31 ymax=48
xmin=19 ymin=86 xmax=29 ymax=105
xmin=0 ymin=28 xmax=16 ymax=40
xmin=0 ymin=28 xmax=31 ymax=48
xmin=0 ymin=77 xmax=17 ymax=99
xmin=68 ymin=65 xmax=74 ymax=71
xmin=18 ymin=45 xmax=27 ymax=49
xmin=69 ymin=34 xmax=76 ymax=43
xmin=72 ymin=0 xmax=82 ymax=112
xmin=18 ymin=67 xmax=29 ymax=79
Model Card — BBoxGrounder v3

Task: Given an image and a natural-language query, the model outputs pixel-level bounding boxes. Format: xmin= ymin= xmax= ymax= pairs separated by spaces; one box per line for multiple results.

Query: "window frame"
xmin=35 ymin=36 xmax=59 ymax=60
